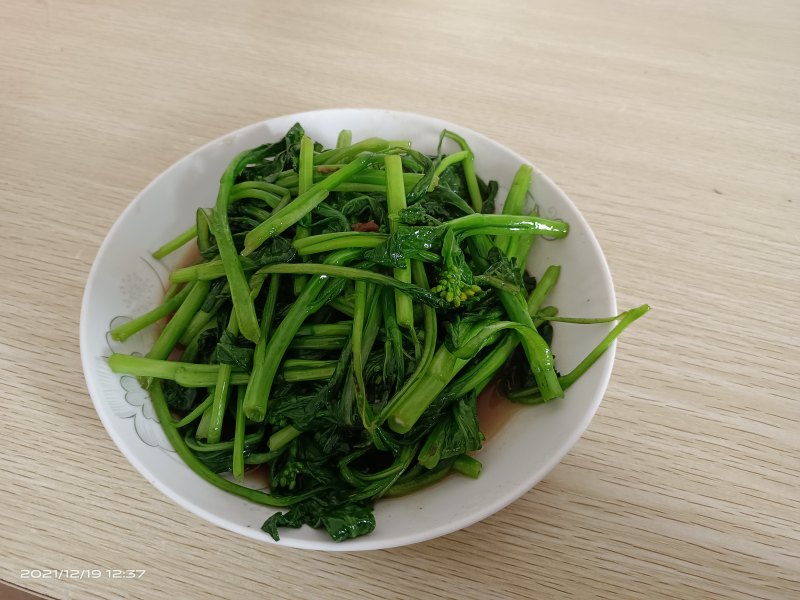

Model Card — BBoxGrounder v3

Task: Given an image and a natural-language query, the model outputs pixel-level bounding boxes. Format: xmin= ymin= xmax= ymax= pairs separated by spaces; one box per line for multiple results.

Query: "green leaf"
xmin=161 ymin=380 xmax=198 ymax=412
xmin=237 ymin=123 xmax=305 ymax=183
xmin=319 ymin=503 xmax=376 ymax=542
xmin=482 ymin=247 xmax=525 ymax=289
xmin=363 ymin=226 xmax=442 ymax=268
xmin=418 ymin=393 xmax=484 ymax=469
xmin=261 ymin=499 xmax=375 ymax=542
xmin=216 ymin=330 xmax=253 ymax=371
xmin=246 ymin=236 xmax=298 ymax=267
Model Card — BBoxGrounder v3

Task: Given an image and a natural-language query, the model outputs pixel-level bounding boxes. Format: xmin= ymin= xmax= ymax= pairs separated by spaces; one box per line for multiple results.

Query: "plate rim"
xmin=79 ymin=107 xmax=618 ymax=551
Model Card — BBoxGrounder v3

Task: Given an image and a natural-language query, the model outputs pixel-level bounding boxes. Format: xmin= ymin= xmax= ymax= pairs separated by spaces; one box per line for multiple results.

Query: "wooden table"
xmin=2 ymin=1 xmax=798 ymax=598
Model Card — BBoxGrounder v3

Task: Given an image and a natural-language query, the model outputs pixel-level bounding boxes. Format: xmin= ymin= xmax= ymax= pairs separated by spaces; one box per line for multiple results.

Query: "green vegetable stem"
xmin=107 ymin=123 xmax=647 ymax=542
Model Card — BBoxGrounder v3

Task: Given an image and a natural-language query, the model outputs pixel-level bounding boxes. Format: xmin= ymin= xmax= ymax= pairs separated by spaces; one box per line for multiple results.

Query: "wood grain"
xmin=1 ymin=0 xmax=798 ymax=598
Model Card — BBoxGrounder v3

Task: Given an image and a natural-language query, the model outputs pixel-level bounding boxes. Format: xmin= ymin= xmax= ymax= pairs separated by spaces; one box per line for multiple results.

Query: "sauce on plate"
xmin=477 ymin=379 xmax=522 ymax=441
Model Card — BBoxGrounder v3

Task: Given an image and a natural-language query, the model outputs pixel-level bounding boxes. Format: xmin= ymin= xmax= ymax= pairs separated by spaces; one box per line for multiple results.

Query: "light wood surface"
xmin=2 ymin=1 xmax=798 ymax=598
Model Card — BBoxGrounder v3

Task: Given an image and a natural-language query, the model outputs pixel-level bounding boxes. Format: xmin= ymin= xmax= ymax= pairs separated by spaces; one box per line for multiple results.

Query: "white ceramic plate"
xmin=80 ymin=108 xmax=616 ymax=551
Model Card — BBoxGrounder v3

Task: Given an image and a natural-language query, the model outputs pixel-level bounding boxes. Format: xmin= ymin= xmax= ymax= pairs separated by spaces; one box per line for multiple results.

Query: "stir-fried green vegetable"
xmin=108 ymin=124 xmax=648 ymax=542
